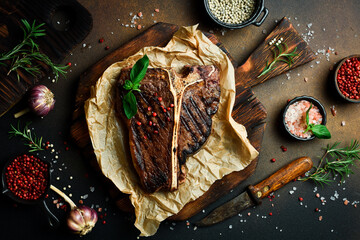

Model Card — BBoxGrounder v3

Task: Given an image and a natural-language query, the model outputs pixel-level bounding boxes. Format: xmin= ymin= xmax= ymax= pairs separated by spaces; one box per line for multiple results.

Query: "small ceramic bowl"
xmin=282 ymin=96 xmax=327 ymax=141
xmin=204 ymin=0 xmax=268 ymax=29
xmin=334 ymin=55 xmax=360 ymax=103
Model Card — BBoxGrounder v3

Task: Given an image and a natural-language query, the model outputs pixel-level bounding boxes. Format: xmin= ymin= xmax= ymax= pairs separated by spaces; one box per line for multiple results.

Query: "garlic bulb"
xmin=67 ymin=206 xmax=98 ymax=236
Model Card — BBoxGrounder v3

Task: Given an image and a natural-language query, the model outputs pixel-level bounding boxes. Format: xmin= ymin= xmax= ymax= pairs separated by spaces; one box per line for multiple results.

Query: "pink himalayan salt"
xmin=285 ymin=100 xmax=323 ymax=139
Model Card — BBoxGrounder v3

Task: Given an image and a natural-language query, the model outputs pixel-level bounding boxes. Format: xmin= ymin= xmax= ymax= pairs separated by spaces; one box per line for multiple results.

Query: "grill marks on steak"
xmin=177 ymin=66 xmax=220 ymax=165
xmin=116 ymin=68 xmax=176 ymax=193
xmin=116 ymin=65 xmax=220 ymax=193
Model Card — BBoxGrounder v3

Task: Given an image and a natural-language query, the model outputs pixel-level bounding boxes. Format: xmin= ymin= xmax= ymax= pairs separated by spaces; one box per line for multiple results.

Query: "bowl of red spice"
xmin=1 ymin=154 xmax=50 ymax=203
xmin=283 ymin=96 xmax=329 ymax=141
xmin=334 ymin=55 xmax=360 ymax=103
xmin=204 ymin=0 xmax=268 ymax=29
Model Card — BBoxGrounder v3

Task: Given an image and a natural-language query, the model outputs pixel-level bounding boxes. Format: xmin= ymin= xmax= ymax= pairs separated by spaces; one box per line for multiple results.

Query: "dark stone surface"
xmin=0 ymin=0 xmax=359 ymax=239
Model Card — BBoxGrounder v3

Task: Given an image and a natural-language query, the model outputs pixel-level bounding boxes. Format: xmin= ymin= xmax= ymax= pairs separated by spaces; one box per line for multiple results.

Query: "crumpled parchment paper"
xmin=84 ymin=25 xmax=258 ymax=236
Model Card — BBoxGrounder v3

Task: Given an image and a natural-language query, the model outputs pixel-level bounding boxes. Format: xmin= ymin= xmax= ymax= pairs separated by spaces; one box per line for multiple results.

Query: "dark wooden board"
xmin=0 ymin=0 xmax=92 ymax=116
xmin=70 ymin=18 xmax=316 ymax=220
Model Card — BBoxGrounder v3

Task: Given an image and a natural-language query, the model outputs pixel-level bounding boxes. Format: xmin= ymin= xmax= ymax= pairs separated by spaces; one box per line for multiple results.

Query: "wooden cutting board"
xmin=0 ymin=0 xmax=92 ymax=116
xmin=70 ymin=17 xmax=316 ymax=221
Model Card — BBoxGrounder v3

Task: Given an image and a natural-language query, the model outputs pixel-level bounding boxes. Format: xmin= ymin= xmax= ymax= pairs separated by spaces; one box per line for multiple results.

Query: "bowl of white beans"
xmin=204 ymin=0 xmax=268 ymax=29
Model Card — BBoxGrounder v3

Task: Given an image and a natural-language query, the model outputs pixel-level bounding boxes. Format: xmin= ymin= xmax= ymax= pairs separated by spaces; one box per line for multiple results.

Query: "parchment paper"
xmin=85 ymin=25 xmax=258 ymax=236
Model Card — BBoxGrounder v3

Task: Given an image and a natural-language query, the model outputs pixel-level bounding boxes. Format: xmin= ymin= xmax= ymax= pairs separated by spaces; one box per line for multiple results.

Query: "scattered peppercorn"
xmin=299 ymin=197 xmax=303 ymax=202
xmin=269 ymin=212 xmax=273 ymax=216
xmin=158 ymin=97 xmax=162 ymax=101
xmin=136 ymin=121 xmax=142 ymax=126
xmin=330 ymin=106 xmax=337 ymax=116
xmin=315 ymin=208 xmax=319 ymax=212
xmin=170 ymin=103 xmax=174 ymax=108
xmin=99 ymin=38 xmax=104 ymax=43
xmin=154 ymin=130 xmax=159 ymax=134
xmin=137 ymin=25 xmax=142 ymax=30
xmin=271 ymin=158 xmax=276 ymax=163
xmin=105 ymin=46 xmax=110 ymax=50
xmin=154 ymin=8 xmax=160 ymax=12
xmin=67 ymin=62 xmax=72 ymax=66
xmin=281 ymin=145 xmax=287 ymax=152
xmin=152 ymin=112 xmax=157 ymax=117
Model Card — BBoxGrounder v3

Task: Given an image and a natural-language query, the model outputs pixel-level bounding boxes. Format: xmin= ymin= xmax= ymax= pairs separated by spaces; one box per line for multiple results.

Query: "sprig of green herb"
xmin=0 ymin=19 xmax=68 ymax=82
xmin=9 ymin=122 xmax=43 ymax=152
xmin=303 ymin=104 xmax=331 ymax=139
xmin=300 ymin=140 xmax=360 ymax=186
xmin=257 ymin=43 xmax=298 ymax=78
xmin=123 ymin=55 xmax=149 ymax=119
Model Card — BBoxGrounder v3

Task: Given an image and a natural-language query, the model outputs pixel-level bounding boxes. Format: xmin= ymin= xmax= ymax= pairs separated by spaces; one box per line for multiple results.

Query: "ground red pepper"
xmin=337 ymin=57 xmax=360 ymax=100
xmin=5 ymin=154 xmax=49 ymax=200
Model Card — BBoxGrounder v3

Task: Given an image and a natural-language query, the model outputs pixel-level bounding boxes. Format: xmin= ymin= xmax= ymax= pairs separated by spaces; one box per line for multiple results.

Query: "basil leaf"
xmin=123 ymin=91 xmax=137 ymax=119
xmin=305 ymin=103 xmax=312 ymax=126
xmin=130 ymin=55 xmax=149 ymax=86
xmin=311 ymin=124 xmax=331 ymax=139
xmin=123 ymin=80 xmax=133 ymax=90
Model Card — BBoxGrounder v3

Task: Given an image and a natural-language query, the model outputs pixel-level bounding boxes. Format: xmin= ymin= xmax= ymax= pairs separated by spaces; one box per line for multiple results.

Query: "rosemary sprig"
xmin=9 ymin=122 xmax=43 ymax=152
xmin=257 ymin=43 xmax=298 ymax=78
xmin=0 ymin=19 xmax=68 ymax=82
xmin=300 ymin=140 xmax=360 ymax=186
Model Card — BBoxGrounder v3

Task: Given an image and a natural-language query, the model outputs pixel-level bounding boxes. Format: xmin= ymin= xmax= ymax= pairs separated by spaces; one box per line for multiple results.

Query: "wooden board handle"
xmin=248 ymin=157 xmax=313 ymax=201
xmin=235 ymin=17 xmax=316 ymax=89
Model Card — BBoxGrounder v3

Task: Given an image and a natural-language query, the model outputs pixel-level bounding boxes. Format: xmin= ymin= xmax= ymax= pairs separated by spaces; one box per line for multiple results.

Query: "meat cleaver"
xmin=195 ymin=157 xmax=313 ymax=227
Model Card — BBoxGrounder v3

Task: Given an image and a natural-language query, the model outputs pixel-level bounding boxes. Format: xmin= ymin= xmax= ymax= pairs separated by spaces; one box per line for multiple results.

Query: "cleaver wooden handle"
xmin=248 ymin=157 xmax=313 ymax=202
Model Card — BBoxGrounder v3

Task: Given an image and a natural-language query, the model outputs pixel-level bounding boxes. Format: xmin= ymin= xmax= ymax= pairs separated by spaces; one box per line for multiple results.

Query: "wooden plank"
xmin=70 ymin=17 xmax=316 ymax=221
xmin=235 ymin=17 xmax=316 ymax=89
xmin=0 ymin=0 xmax=92 ymax=116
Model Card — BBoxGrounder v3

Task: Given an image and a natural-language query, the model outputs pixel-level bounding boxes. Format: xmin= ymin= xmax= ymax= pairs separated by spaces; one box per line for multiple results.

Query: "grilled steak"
xmin=115 ymin=65 xmax=220 ymax=193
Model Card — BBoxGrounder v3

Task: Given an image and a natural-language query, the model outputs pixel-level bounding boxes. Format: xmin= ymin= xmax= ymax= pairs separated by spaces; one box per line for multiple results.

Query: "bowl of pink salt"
xmin=283 ymin=96 xmax=327 ymax=141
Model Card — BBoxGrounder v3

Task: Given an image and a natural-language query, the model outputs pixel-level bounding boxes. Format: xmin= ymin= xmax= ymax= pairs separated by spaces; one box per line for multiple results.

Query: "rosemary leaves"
xmin=9 ymin=122 xmax=43 ymax=152
xmin=257 ymin=42 xmax=298 ymax=78
xmin=0 ymin=19 xmax=68 ymax=82
xmin=301 ymin=140 xmax=360 ymax=186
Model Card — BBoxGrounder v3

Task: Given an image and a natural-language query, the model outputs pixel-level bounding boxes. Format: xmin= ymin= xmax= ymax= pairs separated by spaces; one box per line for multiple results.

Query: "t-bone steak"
xmin=115 ymin=64 xmax=220 ymax=193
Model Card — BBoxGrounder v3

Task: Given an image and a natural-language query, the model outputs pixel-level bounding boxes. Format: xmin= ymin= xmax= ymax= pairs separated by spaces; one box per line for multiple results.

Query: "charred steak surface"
xmin=116 ymin=65 xmax=220 ymax=193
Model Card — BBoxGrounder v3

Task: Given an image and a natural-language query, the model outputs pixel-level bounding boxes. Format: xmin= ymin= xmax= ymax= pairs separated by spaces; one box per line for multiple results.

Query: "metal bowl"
xmin=204 ymin=0 xmax=268 ymax=29
xmin=334 ymin=55 xmax=360 ymax=103
xmin=282 ymin=96 xmax=327 ymax=141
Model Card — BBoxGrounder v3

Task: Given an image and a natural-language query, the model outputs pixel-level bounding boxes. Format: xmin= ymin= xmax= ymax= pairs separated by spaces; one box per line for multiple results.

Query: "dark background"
xmin=1 ymin=0 xmax=360 ymax=239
